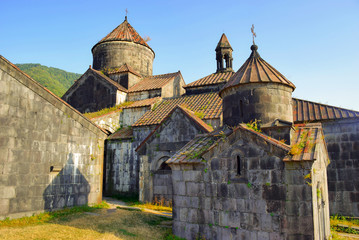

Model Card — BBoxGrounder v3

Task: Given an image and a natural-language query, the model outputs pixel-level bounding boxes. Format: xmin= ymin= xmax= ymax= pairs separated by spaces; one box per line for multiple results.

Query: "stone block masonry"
xmin=0 ymin=56 xmax=107 ymax=219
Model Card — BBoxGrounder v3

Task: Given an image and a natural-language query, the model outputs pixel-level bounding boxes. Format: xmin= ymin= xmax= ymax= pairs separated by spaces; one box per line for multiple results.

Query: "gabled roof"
xmin=284 ymin=123 xmax=328 ymax=161
xmin=128 ymin=71 xmax=181 ymax=93
xmin=184 ymin=72 xmax=234 ymax=88
xmin=106 ymin=63 xmax=142 ymax=77
xmin=216 ymin=33 xmax=232 ymax=51
xmin=293 ymin=98 xmax=359 ymax=123
xmin=220 ymin=44 xmax=295 ymax=96
xmin=133 ymin=92 xmax=222 ymax=126
xmin=92 ymin=17 xmax=153 ymax=54
xmin=136 ymin=105 xmax=213 ymax=153
xmin=0 ymin=55 xmax=108 ymax=136
xmin=166 ymin=124 xmax=291 ymax=165
xmin=91 ymin=68 xmax=128 ymax=92
xmin=108 ymin=127 xmax=133 ymax=140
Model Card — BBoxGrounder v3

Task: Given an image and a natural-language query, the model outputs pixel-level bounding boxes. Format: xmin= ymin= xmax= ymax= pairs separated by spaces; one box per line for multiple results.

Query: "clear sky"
xmin=1 ymin=0 xmax=358 ymax=110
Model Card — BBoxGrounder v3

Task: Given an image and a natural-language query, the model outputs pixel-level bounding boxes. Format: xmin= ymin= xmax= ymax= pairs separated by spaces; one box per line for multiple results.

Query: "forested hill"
xmin=16 ymin=63 xmax=81 ymax=97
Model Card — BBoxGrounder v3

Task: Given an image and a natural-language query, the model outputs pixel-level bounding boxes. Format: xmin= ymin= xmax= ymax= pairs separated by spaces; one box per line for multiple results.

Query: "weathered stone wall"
xmin=104 ymin=139 xmax=138 ymax=196
xmin=91 ymin=110 xmax=122 ymax=133
xmin=104 ymin=126 xmax=154 ymax=197
xmin=185 ymin=83 xmax=226 ymax=96
xmin=120 ymin=106 xmax=152 ymax=127
xmin=108 ymin=72 xmax=141 ymax=89
xmin=161 ymin=76 xmax=185 ymax=98
xmin=222 ymin=83 xmax=293 ymax=127
xmin=169 ymin=128 xmax=329 ymax=239
xmin=92 ymin=41 xmax=154 ymax=77
xmin=127 ymin=89 xmax=161 ymax=102
xmin=138 ymin=109 xmax=210 ymax=204
xmin=323 ymin=118 xmax=359 ymax=216
xmin=62 ymin=70 xmax=122 ymax=113
xmin=153 ymin=170 xmax=172 ymax=206
xmin=0 ymin=56 xmax=107 ymax=219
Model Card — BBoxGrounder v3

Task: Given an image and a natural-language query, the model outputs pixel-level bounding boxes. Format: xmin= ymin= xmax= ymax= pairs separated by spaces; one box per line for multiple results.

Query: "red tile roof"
xmin=128 ymin=71 xmax=181 ymax=93
xmin=284 ymin=123 xmax=328 ymax=161
xmin=93 ymin=18 xmax=153 ymax=53
xmin=293 ymin=98 xmax=359 ymax=123
xmin=106 ymin=63 xmax=142 ymax=77
xmin=220 ymin=45 xmax=295 ymax=96
xmin=184 ymin=72 xmax=234 ymax=88
xmin=132 ymin=92 xmax=222 ymax=127
xmin=108 ymin=127 xmax=133 ymax=140
xmin=216 ymin=33 xmax=232 ymax=51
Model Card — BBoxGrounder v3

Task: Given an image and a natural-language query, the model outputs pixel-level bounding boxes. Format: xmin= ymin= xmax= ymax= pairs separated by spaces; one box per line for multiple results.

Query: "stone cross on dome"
xmin=251 ymin=24 xmax=256 ymax=45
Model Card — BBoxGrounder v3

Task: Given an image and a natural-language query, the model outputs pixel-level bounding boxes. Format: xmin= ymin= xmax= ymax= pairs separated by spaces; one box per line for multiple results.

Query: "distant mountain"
xmin=16 ymin=63 xmax=81 ymax=97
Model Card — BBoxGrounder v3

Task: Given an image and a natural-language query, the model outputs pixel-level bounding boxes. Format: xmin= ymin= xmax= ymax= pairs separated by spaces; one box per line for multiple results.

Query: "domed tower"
xmin=92 ymin=17 xmax=155 ymax=76
xmin=216 ymin=33 xmax=234 ymax=73
xmin=219 ymin=44 xmax=296 ymax=128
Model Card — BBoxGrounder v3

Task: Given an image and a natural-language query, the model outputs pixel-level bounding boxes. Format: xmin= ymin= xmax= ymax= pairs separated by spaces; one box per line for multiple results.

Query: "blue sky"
xmin=1 ymin=0 xmax=358 ymax=110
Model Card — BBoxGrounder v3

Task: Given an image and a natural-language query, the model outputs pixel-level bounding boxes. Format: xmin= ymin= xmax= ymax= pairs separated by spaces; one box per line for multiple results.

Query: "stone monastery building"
xmin=1 ymin=17 xmax=359 ymax=239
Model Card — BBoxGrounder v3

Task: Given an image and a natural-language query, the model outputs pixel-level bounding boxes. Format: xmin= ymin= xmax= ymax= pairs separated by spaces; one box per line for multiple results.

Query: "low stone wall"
xmin=0 ymin=56 xmax=107 ymax=219
xmin=323 ymin=118 xmax=359 ymax=216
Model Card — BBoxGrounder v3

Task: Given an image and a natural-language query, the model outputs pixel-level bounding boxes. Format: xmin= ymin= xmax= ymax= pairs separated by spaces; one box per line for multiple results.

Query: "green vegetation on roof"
xmin=83 ymin=101 xmax=134 ymax=119
xmin=16 ymin=63 xmax=81 ymax=97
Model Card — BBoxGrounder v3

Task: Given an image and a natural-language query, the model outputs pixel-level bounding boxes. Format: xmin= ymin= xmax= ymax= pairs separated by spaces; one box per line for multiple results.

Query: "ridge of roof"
xmin=135 ymin=105 xmax=213 ymax=153
xmin=92 ymin=18 xmax=154 ymax=54
xmin=220 ymin=45 xmax=296 ymax=96
xmin=216 ymin=33 xmax=232 ymax=51
xmin=128 ymin=71 xmax=181 ymax=93
xmin=184 ymin=72 xmax=234 ymax=88
xmin=106 ymin=63 xmax=142 ymax=77
xmin=91 ymin=68 xmax=128 ymax=92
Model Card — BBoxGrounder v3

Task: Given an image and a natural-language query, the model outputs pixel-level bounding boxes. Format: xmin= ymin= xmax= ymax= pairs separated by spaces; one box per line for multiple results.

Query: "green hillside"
xmin=16 ymin=63 xmax=81 ymax=97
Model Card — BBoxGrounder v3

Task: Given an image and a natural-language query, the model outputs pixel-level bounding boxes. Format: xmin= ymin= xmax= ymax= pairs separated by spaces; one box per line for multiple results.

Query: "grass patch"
xmin=331 ymin=215 xmax=359 ymax=239
xmin=112 ymin=194 xmax=172 ymax=212
xmin=0 ymin=205 xmax=170 ymax=240
xmin=0 ymin=201 xmax=109 ymax=228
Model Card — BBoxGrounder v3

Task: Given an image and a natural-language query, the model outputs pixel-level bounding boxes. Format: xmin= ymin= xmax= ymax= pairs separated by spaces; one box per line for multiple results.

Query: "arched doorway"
xmin=152 ymin=157 xmax=172 ymax=207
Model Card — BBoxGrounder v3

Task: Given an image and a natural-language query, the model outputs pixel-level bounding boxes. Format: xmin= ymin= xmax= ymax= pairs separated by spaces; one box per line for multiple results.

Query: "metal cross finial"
xmin=251 ymin=24 xmax=257 ymax=45
xmin=125 ymin=8 xmax=128 ymax=16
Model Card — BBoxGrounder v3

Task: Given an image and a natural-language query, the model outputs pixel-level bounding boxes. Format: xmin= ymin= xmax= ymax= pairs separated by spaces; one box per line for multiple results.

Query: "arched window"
xmin=237 ymin=156 xmax=241 ymax=175
xmin=159 ymin=161 xmax=171 ymax=171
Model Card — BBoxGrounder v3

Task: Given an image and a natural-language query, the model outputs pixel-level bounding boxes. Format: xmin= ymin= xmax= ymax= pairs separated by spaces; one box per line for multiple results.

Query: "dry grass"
xmin=0 ymin=208 xmax=170 ymax=240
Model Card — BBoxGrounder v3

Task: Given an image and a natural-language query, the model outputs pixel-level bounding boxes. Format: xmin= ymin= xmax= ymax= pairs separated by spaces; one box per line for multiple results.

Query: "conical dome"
xmin=92 ymin=17 xmax=153 ymax=53
xmin=91 ymin=17 xmax=155 ymax=76
xmin=220 ymin=45 xmax=295 ymax=96
xmin=215 ymin=33 xmax=232 ymax=51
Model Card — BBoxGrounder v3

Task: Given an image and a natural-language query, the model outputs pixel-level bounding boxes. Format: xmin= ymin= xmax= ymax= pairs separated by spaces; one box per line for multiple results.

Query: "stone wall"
xmin=169 ymin=127 xmax=330 ymax=239
xmin=185 ymin=83 xmax=226 ymax=96
xmin=104 ymin=126 xmax=154 ymax=197
xmin=62 ymin=69 xmax=122 ymax=113
xmin=221 ymin=83 xmax=293 ymax=127
xmin=121 ymin=106 xmax=152 ymax=127
xmin=323 ymin=118 xmax=359 ymax=216
xmin=128 ymin=89 xmax=161 ymax=102
xmin=91 ymin=110 xmax=122 ymax=133
xmin=92 ymin=41 xmax=154 ymax=77
xmin=0 ymin=56 xmax=107 ymax=219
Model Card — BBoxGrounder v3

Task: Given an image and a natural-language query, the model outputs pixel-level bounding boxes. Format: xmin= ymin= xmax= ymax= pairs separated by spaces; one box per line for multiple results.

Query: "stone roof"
xmin=293 ymin=98 xmax=359 ymax=123
xmin=136 ymin=105 xmax=213 ymax=152
xmin=91 ymin=68 xmax=128 ymax=92
xmin=128 ymin=71 xmax=181 ymax=93
xmin=166 ymin=124 xmax=291 ymax=165
xmin=220 ymin=44 xmax=296 ymax=96
xmin=184 ymin=72 xmax=234 ymax=88
xmin=92 ymin=17 xmax=153 ymax=53
xmin=108 ymin=127 xmax=133 ymax=140
xmin=215 ymin=33 xmax=232 ymax=51
xmin=123 ymin=97 xmax=161 ymax=109
xmin=132 ymin=92 xmax=222 ymax=126
xmin=284 ymin=123 xmax=328 ymax=161
xmin=106 ymin=63 xmax=142 ymax=77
